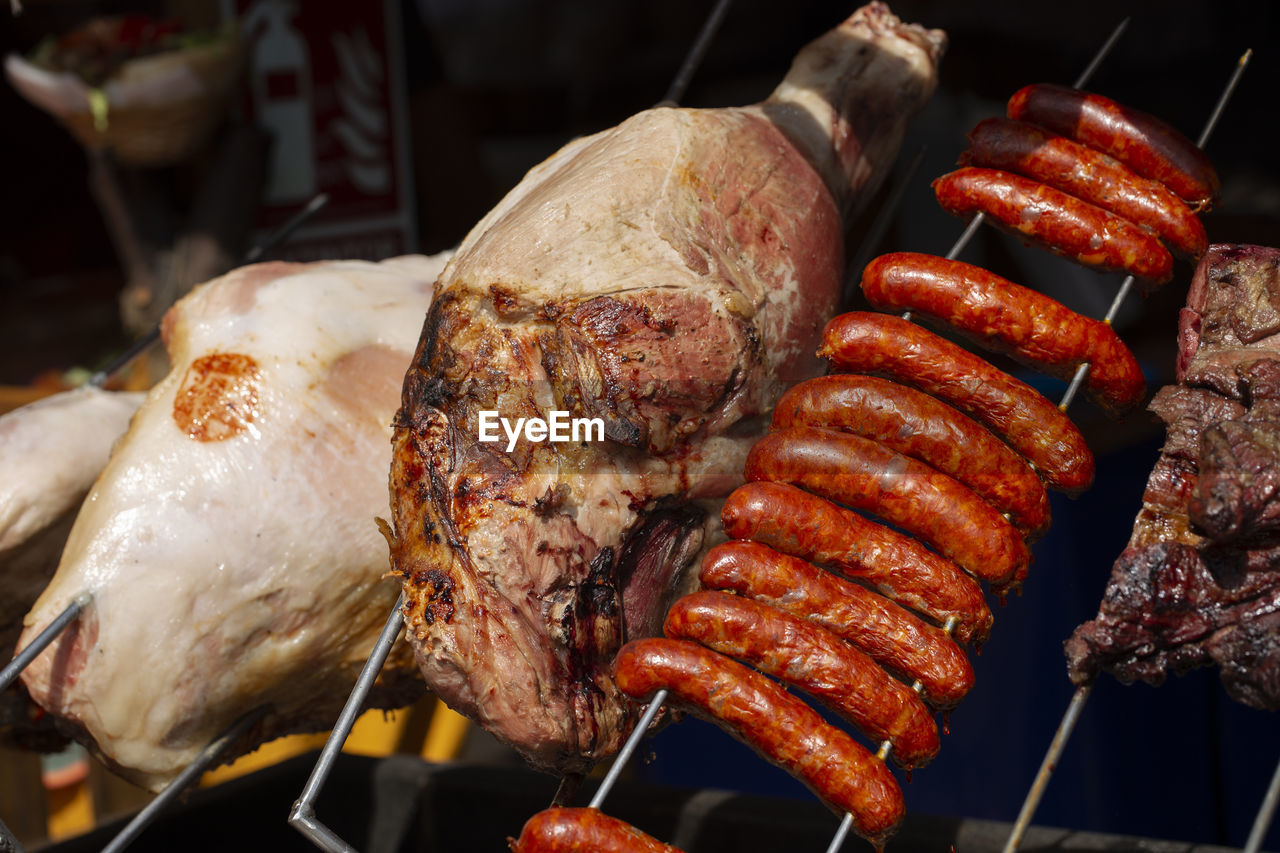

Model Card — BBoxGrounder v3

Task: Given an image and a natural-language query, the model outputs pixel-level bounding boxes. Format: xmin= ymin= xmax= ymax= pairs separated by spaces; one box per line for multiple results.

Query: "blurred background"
xmin=1 ymin=0 xmax=1279 ymax=849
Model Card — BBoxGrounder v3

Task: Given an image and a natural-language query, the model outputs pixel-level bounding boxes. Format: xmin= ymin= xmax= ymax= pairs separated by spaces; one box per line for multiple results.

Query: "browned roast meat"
xmin=387 ymin=3 xmax=945 ymax=774
xmin=1067 ymin=244 xmax=1280 ymax=709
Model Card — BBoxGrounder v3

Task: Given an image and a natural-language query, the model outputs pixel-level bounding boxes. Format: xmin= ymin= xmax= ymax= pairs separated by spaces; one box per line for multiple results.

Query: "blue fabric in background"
xmin=634 ymin=434 xmax=1280 ymax=849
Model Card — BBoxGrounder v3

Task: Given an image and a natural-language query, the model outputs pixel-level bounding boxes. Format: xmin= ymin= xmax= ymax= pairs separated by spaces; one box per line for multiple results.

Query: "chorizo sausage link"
xmin=746 ymin=426 xmax=1031 ymax=589
xmin=700 ymin=540 xmax=975 ymax=708
xmin=774 ymin=374 xmax=1049 ymax=535
xmin=859 ymin=251 xmax=1146 ymax=415
xmin=961 ymin=117 xmax=1208 ymax=259
xmin=510 ymin=807 xmax=684 ymax=853
xmin=614 ymin=637 xmax=905 ymax=844
xmin=933 ymin=167 xmax=1173 ymax=288
xmin=1006 ymin=83 xmax=1219 ymax=208
xmin=721 ymin=481 xmax=993 ymax=643
xmin=665 ymin=590 xmax=940 ymax=767
xmin=818 ymin=311 xmax=1095 ymax=494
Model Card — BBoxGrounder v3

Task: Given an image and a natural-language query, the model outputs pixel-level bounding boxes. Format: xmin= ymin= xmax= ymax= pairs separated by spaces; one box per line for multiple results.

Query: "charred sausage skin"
xmin=700 ymin=540 xmax=976 ymax=707
xmin=772 ymin=374 xmax=1049 ymax=535
xmin=933 ymin=167 xmax=1174 ymax=287
xmin=614 ymin=637 xmax=906 ymax=844
xmin=962 ymin=118 xmax=1207 ymax=259
xmin=665 ymin=590 xmax=940 ymax=767
xmin=818 ymin=311 xmax=1095 ymax=494
xmin=721 ymin=481 xmax=993 ymax=643
xmin=858 ymin=252 xmax=1146 ymax=415
xmin=746 ymin=426 xmax=1031 ymax=590
xmin=1006 ymin=83 xmax=1219 ymax=208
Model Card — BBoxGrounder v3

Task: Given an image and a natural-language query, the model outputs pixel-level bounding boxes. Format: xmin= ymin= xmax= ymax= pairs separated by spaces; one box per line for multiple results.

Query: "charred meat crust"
xmin=1067 ymin=246 xmax=1280 ymax=709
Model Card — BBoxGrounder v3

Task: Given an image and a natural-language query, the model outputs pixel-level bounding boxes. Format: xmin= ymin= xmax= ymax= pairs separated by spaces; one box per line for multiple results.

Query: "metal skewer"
xmin=826 ymin=19 xmax=1132 ymax=852
xmin=86 ymin=192 xmax=330 ymax=389
xmin=1244 ymin=747 xmax=1280 ymax=853
xmin=101 ymin=706 xmax=270 ymax=853
xmin=0 ymin=591 xmax=90 ymax=692
xmin=657 ymin=0 xmax=734 ymax=107
xmin=289 ymin=595 xmax=407 ymax=853
xmin=1000 ymin=47 xmax=1251 ymax=853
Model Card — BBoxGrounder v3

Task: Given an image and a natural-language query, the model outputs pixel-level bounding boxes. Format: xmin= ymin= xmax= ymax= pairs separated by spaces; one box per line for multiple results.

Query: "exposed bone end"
xmin=761 ymin=2 xmax=946 ymax=216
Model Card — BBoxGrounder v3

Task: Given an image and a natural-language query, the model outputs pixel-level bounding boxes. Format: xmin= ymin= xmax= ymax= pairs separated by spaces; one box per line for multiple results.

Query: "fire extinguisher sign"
xmin=221 ymin=0 xmax=416 ymax=261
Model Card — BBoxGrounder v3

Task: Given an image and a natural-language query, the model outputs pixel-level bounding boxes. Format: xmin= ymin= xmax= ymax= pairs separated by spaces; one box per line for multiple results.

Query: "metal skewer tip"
xmin=1071 ymin=17 xmax=1129 ymax=89
xmin=656 ymin=0 xmax=734 ymax=107
xmin=0 ymin=593 xmax=91 ymax=692
xmin=588 ymin=688 xmax=670 ymax=810
xmin=1197 ymin=49 xmax=1251 ymax=151
xmin=1243 ymin=748 xmax=1280 ymax=853
xmin=87 ymin=192 xmax=329 ymax=388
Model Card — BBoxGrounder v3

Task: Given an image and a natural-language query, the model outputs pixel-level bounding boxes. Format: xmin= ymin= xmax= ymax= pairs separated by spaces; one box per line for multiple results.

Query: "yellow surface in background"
xmin=199 ymin=698 xmax=466 ymax=786
xmin=421 ymin=701 xmax=469 ymax=763
xmin=44 ymin=698 xmax=470 ymax=839
xmin=46 ymin=783 xmax=94 ymax=841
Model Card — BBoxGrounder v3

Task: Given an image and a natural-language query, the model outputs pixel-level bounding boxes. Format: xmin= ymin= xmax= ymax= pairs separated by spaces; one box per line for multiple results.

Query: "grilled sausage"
xmin=961 ymin=117 xmax=1208 ymax=259
xmin=665 ymin=590 xmax=940 ymax=767
xmin=858 ymin=252 xmax=1146 ymax=415
xmin=933 ymin=167 xmax=1173 ymax=288
xmin=510 ymin=807 xmax=683 ymax=853
xmin=700 ymin=540 xmax=975 ymax=707
xmin=773 ymin=374 xmax=1049 ymax=536
xmin=721 ymin=481 xmax=993 ymax=643
xmin=746 ymin=426 xmax=1031 ymax=589
xmin=1006 ymin=83 xmax=1219 ymax=208
xmin=818 ymin=311 xmax=1095 ymax=494
xmin=614 ymin=637 xmax=905 ymax=844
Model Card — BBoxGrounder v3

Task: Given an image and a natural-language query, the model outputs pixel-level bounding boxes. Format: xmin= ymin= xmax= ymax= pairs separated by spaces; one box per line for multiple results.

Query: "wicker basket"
xmin=5 ymin=32 xmax=244 ymax=169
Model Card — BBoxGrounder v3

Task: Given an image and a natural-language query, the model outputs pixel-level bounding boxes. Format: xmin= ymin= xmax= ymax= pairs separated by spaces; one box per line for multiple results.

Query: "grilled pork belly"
xmin=19 ymin=254 xmax=448 ymax=790
xmin=388 ymin=3 xmax=945 ymax=775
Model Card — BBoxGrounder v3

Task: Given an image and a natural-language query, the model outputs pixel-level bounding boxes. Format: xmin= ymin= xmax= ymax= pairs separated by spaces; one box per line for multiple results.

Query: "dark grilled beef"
xmin=1067 ymin=244 xmax=1280 ymax=710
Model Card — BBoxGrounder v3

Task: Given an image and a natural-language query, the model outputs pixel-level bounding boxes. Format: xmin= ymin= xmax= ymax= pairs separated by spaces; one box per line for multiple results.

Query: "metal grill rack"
xmin=0 ymin=5 xmax=1269 ymax=853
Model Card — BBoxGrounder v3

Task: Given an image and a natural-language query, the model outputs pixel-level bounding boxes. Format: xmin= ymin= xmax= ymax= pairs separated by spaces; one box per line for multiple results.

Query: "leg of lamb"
xmin=18 ymin=253 xmax=449 ymax=790
xmin=387 ymin=2 xmax=945 ymax=775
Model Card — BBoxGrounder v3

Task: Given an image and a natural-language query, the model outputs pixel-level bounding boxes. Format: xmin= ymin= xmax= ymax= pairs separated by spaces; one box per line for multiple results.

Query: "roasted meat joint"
xmin=15 ymin=255 xmax=447 ymax=790
xmin=386 ymin=1 xmax=944 ymax=779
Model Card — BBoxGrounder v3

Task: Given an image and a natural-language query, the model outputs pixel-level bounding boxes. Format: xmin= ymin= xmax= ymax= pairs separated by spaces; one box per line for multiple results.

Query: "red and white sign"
xmin=222 ymin=0 xmax=416 ymax=261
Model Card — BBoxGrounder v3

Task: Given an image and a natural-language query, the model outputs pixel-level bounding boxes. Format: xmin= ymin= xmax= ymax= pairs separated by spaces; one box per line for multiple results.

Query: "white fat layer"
xmin=19 ymin=251 xmax=449 ymax=790
xmin=0 ymin=387 xmax=144 ymax=555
